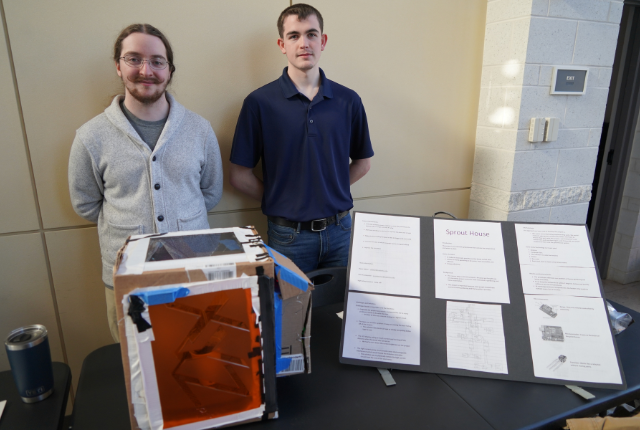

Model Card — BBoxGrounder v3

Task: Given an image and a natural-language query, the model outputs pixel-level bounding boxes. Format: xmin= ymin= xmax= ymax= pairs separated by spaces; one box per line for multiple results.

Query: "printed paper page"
xmin=524 ymin=295 xmax=622 ymax=384
xmin=434 ymin=219 xmax=510 ymax=304
xmin=349 ymin=213 xmax=421 ymax=297
xmin=515 ymin=224 xmax=594 ymax=267
xmin=446 ymin=301 xmax=508 ymax=374
xmin=342 ymin=292 xmax=420 ymax=365
xmin=520 ymin=265 xmax=602 ymax=298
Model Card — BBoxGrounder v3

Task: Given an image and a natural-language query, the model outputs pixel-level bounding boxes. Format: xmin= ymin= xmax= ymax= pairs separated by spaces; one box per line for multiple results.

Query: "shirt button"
xmin=152 ymin=156 xmax=156 ymax=161
xmin=157 ymin=215 xmax=164 ymax=222
xmin=154 ymin=183 xmax=161 ymax=190
xmin=310 ymin=120 xmax=314 ymax=123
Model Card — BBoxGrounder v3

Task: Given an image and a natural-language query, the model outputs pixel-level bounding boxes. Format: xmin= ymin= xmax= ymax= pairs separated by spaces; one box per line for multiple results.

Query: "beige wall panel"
xmin=45 ymin=227 xmax=112 ymax=394
xmin=3 ymin=0 xmax=288 ymax=229
xmin=208 ymin=209 xmax=268 ymax=237
xmin=0 ymin=14 xmax=39 ymax=234
xmin=353 ymin=190 xmax=471 ymax=220
xmin=0 ymin=233 xmax=64 ymax=371
xmin=307 ymin=0 xmax=486 ymax=198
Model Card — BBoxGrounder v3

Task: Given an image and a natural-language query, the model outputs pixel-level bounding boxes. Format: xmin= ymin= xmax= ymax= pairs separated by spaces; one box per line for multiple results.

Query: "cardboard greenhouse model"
xmin=113 ymin=227 xmax=313 ymax=430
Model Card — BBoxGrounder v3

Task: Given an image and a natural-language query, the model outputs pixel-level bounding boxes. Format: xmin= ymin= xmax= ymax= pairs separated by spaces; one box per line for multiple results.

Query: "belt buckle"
xmin=311 ymin=218 xmax=327 ymax=232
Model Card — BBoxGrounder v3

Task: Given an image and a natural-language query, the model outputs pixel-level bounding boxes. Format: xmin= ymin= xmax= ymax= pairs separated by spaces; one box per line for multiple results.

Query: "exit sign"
xmin=550 ymin=66 xmax=589 ymax=95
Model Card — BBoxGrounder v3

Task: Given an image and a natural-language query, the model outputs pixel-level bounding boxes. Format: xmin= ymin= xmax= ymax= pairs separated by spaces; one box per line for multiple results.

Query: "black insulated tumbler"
xmin=5 ymin=324 xmax=54 ymax=403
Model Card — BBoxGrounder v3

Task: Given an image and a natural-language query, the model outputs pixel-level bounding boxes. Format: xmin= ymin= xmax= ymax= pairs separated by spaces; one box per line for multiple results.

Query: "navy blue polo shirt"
xmin=230 ymin=67 xmax=374 ymax=222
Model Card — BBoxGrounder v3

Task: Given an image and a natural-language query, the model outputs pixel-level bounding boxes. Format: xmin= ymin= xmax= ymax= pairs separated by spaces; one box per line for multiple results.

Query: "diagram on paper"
xmin=540 ymin=325 xmax=564 ymax=342
xmin=524 ymin=295 xmax=622 ymax=384
xmin=446 ymin=301 xmax=508 ymax=374
xmin=548 ymin=355 xmax=567 ymax=372
xmin=539 ymin=304 xmax=557 ymax=318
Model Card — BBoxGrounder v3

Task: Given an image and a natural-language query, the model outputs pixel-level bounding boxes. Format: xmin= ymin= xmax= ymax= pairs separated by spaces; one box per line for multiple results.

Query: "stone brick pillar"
xmin=469 ymin=0 xmax=623 ymax=223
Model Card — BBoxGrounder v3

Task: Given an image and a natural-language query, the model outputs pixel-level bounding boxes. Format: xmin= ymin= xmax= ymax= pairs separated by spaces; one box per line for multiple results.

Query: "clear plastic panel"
xmin=145 ymin=233 xmax=244 ymax=262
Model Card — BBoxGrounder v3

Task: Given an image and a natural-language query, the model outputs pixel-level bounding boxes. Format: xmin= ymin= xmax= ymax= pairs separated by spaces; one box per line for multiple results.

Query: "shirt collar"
xmin=106 ymin=92 xmax=185 ymax=147
xmin=278 ymin=67 xmax=333 ymax=100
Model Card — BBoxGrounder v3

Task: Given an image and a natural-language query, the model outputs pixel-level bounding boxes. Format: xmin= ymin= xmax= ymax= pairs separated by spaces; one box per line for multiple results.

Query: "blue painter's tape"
xmin=263 ymin=245 xmax=309 ymax=292
xmin=274 ymin=291 xmax=292 ymax=373
xmin=133 ymin=286 xmax=190 ymax=306
xmin=277 ymin=265 xmax=309 ymax=292
xmin=263 ymin=244 xmax=277 ymax=261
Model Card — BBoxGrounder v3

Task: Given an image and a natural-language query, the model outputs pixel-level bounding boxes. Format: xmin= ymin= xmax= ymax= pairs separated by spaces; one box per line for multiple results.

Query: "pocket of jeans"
xmin=339 ymin=213 xmax=352 ymax=232
xmin=268 ymin=221 xmax=296 ymax=245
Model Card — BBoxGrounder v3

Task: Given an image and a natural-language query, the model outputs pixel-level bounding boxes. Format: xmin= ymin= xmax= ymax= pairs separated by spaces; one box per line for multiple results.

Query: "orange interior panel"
xmin=146 ymin=288 xmax=263 ymax=428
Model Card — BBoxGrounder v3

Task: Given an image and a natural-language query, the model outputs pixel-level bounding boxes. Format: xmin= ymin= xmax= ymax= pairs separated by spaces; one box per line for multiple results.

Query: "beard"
xmin=124 ymin=76 xmax=168 ymax=105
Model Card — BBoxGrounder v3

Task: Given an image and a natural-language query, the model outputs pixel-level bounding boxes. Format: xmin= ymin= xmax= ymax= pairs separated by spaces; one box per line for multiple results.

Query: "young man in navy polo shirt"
xmin=229 ymin=3 xmax=373 ymax=273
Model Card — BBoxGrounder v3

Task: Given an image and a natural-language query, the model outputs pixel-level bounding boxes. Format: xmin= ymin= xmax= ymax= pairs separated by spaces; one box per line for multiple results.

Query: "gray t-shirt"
xmin=120 ymin=101 xmax=167 ymax=151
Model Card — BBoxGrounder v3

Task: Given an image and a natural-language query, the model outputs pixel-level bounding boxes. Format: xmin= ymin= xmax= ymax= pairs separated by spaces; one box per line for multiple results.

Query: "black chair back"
xmin=305 ymin=267 xmax=347 ymax=308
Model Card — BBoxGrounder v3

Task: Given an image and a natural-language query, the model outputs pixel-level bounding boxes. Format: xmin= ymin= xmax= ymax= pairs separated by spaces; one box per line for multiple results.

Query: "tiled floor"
xmin=603 ymin=279 xmax=640 ymax=313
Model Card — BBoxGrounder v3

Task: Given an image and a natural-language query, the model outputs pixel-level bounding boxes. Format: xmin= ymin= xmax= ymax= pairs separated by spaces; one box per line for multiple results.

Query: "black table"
xmin=439 ymin=302 xmax=640 ymax=430
xmin=0 ymin=362 xmax=71 ymax=430
xmin=72 ymin=303 xmax=493 ymax=430
xmin=71 ymin=343 xmax=130 ymax=430
xmin=72 ymin=302 xmax=640 ymax=430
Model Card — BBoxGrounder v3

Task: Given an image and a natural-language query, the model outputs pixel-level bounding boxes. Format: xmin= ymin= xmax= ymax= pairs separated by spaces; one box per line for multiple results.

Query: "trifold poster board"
xmin=114 ymin=227 xmax=313 ymax=430
xmin=339 ymin=212 xmax=626 ymax=390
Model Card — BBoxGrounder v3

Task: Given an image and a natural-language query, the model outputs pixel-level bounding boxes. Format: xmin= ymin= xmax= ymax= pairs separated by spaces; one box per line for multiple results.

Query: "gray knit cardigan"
xmin=69 ymin=93 xmax=223 ymax=286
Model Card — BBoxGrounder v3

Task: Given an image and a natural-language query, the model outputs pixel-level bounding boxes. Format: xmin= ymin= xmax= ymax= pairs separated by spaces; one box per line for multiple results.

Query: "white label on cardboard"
xmin=194 ymin=262 xmax=237 ymax=281
xmin=277 ymin=354 xmax=305 ymax=376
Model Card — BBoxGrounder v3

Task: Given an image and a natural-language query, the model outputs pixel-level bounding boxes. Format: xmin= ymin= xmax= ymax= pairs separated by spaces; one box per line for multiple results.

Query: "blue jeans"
xmin=267 ymin=213 xmax=352 ymax=274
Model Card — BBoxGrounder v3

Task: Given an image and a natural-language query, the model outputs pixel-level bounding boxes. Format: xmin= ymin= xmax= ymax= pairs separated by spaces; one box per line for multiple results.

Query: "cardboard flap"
xmin=264 ymin=245 xmax=312 ymax=300
xmin=113 ymin=241 xmax=128 ymax=278
xmin=280 ymin=280 xmax=306 ymax=301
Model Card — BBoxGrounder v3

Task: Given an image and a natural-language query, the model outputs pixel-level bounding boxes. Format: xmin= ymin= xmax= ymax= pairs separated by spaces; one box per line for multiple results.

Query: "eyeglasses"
xmin=119 ymin=55 xmax=170 ymax=70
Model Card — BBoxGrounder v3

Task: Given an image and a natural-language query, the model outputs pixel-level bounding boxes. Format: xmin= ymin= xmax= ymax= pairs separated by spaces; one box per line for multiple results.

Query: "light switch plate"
xmin=544 ymin=118 xmax=559 ymax=142
xmin=528 ymin=118 xmax=545 ymax=142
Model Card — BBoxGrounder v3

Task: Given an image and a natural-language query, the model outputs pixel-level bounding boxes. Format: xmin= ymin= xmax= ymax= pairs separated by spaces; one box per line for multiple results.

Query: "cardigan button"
xmin=152 ymin=156 xmax=156 ymax=161
xmin=157 ymin=215 xmax=164 ymax=222
xmin=154 ymin=183 xmax=161 ymax=190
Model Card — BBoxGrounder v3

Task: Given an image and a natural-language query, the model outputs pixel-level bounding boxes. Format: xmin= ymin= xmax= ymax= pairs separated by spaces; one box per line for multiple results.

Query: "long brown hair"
xmin=113 ymin=24 xmax=176 ymax=82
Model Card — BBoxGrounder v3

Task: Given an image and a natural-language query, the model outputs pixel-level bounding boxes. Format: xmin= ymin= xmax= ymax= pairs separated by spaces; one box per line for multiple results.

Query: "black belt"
xmin=268 ymin=211 xmax=349 ymax=232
